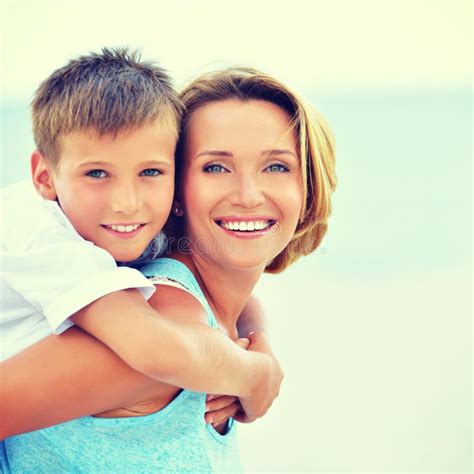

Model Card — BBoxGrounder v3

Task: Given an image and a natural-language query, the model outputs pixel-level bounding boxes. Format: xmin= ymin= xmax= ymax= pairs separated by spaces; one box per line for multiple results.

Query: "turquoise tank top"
xmin=3 ymin=258 xmax=242 ymax=473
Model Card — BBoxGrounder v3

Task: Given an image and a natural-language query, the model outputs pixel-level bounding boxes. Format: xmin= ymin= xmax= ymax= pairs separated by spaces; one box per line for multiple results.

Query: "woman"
xmin=3 ymin=67 xmax=336 ymax=472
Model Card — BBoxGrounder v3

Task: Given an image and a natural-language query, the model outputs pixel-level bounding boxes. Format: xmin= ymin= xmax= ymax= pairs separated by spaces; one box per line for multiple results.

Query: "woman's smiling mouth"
xmin=214 ymin=217 xmax=277 ymax=237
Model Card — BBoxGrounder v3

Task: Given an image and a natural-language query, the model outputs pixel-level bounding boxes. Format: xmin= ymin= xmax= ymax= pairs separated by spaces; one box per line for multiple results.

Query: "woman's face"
xmin=181 ymin=98 xmax=304 ymax=271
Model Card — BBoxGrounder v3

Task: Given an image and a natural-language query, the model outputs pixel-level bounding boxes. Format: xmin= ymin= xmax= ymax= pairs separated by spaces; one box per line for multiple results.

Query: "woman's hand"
xmin=204 ymin=334 xmax=284 ymax=427
xmin=204 ymin=337 xmax=249 ymax=428
xmin=205 ymin=394 xmax=242 ymax=427
xmin=237 ymin=331 xmax=284 ymax=423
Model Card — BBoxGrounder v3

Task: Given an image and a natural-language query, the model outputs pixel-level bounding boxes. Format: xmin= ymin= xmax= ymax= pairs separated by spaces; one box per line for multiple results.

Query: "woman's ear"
xmin=172 ymin=197 xmax=184 ymax=217
xmin=31 ymin=151 xmax=58 ymax=201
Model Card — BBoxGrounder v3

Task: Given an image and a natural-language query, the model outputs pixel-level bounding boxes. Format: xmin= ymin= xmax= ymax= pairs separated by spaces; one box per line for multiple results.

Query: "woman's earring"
xmin=173 ymin=207 xmax=184 ymax=217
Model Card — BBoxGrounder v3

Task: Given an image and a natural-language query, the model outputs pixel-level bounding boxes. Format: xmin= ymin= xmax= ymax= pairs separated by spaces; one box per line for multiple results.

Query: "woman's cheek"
xmin=184 ymin=172 xmax=215 ymax=209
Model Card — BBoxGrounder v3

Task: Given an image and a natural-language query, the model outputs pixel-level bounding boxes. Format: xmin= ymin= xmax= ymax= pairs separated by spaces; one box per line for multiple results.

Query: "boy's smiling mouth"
xmin=102 ymin=223 xmax=145 ymax=236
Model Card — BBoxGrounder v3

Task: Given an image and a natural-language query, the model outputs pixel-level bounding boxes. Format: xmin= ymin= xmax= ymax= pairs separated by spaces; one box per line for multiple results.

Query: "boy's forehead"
xmin=64 ymin=119 xmax=178 ymax=141
xmin=59 ymin=121 xmax=178 ymax=150
xmin=55 ymin=122 xmax=178 ymax=168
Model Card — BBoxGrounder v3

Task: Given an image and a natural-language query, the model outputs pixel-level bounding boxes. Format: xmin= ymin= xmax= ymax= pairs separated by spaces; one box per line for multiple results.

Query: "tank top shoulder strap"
xmin=139 ymin=258 xmax=218 ymax=329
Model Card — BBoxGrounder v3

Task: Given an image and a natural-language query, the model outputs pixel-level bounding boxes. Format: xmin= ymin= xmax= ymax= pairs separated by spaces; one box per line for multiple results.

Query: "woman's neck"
xmin=170 ymin=250 xmax=264 ymax=336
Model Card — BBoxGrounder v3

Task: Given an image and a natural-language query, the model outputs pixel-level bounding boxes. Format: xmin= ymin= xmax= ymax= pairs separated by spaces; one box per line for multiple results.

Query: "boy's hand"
xmin=204 ymin=337 xmax=249 ymax=427
xmin=237 ymin=331 xmax=284 ymax=423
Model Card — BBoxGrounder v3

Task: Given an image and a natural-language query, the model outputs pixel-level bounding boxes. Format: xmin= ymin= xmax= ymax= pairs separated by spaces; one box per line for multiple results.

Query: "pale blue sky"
xmin=1 ymin=0 xmax=471 ymax=101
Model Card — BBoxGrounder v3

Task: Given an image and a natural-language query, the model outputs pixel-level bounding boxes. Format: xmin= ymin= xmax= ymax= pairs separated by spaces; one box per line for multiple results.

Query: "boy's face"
xmin=35 ymin=122 xmax=176 ymax=262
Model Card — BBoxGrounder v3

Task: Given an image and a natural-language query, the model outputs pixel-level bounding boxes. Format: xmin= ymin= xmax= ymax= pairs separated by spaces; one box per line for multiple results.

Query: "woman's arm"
xmin=237 ymin=295 xmax=268 ymax=337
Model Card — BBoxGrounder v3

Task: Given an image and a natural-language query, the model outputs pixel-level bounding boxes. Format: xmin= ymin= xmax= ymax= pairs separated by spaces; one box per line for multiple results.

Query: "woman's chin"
xmin=210 ymin=253 xmax=273 ymax=272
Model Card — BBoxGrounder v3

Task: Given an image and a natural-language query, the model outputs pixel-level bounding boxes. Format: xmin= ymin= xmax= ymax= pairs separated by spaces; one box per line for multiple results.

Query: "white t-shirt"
xmin=0 ymin=180 xmax=156 ymax=360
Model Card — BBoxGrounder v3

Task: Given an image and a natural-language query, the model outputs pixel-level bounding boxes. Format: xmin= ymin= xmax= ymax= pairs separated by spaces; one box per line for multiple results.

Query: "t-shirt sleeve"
xmin=1 ymin=239 xmax=155 ymax=334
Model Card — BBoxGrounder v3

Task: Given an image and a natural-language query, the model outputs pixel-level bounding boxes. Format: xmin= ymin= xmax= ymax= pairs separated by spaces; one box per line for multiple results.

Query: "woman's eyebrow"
xmin=261 ymin=149 xmax=297 ymax=158
xmin=194 ymin=150 xmax=233 ymax=159
xmin=194 ymin=149 xmax=297 ymax=160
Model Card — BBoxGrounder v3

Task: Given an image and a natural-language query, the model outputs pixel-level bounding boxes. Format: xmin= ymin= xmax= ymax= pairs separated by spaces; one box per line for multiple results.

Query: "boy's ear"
xmin=31 ymin=150 xmax=58 ymax=201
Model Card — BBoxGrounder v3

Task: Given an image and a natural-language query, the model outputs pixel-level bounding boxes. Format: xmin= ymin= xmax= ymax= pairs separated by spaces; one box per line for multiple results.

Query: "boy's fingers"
xmin=246 ymin=331 xmax=272 ymax=355
xmin=235 ymin=337 xmax=250 ymax=350
xmin=247 ymin=330 xmax=269 ymax=346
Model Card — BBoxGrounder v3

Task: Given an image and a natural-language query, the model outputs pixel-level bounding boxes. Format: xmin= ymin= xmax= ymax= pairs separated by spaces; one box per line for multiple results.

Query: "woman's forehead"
xmin=185 ymin=99 xmax=297 ymax=149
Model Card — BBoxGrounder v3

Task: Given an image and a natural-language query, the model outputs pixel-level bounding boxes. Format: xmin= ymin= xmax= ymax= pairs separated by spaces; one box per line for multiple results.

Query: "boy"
xmin=0 ymin=48 xmax=282 ymax=439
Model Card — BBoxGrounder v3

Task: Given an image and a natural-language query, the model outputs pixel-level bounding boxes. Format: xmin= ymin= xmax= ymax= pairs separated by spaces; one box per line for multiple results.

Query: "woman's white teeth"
xmin=220 ymin=221 xmax=271 ymax=231
xmin=108 ymin=224 xmax=140 ymax=233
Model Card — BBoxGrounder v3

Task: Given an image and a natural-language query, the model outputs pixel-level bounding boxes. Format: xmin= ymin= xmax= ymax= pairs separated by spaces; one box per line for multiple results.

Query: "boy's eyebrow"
xmin=77 ymin=159 xmax=172 ymax=168
xmin=141 ymin=159 xmax=173 ymax=167
xmin=77 ymin=161 xmax=111 ymax=168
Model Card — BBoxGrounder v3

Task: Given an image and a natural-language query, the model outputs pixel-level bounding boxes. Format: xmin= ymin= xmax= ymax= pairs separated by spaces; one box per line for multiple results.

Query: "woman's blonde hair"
xmin=176 ymin=67 xmax=336 ymax=273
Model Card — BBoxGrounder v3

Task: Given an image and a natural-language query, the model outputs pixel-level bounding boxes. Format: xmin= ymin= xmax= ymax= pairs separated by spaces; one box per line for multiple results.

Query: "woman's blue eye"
xmin=140 ymin=168 xmax=161 ymax=177
xmin=266 ymin=163 xmax=290 ymax=173
xmin=203 ymin=164 xmax=227 ymax=173
xmin=86 ymin=170 xmax=107 ymax=179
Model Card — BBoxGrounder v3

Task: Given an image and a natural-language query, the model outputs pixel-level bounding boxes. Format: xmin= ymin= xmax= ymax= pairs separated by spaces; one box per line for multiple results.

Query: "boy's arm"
xmin=71 ymin=288 xmax=279 ymax=397
xmin=0 ymin=326 xmax=157 ymax=439
xmin=1 ymin=287 xmax=282 ymax=438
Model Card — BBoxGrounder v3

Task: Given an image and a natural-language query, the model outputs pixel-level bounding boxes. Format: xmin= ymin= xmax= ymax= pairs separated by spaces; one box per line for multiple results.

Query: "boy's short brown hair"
xmin=32 ymin=47 xmax=183 ymax=167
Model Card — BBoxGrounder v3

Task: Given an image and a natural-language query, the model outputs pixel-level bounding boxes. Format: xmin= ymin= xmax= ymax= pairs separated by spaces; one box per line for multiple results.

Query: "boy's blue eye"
xmin=140 ymin=168 xmax=162 ymax=177
xmin=86 ymin=170 xmax=107 ymax=179
xmin=265 ymin=163 xmax=290 ymax=173
xmin=203 ymin=164 xmax=228 ymax=173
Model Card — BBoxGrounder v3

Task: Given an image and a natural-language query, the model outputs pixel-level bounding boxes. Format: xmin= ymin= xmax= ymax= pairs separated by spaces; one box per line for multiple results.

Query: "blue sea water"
xmin=1 ymin=88 xmax=471 ymax=472
xmin=1 ymin=89 xmax=471 ymax=278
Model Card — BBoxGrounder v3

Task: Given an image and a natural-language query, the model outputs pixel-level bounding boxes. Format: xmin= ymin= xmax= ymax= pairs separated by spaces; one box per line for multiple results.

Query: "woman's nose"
xmin=228 ymin=174 xmax=265 ymax=209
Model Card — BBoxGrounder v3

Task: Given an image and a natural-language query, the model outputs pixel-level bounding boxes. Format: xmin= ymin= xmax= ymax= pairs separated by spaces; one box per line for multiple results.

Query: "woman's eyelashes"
xmin=203 ymin=163 xmax=228 ymax=173
xmin=202 ymin=162 xmax=291 ymax=174
xmin=265 ymin=163 xmax=290 ymax=173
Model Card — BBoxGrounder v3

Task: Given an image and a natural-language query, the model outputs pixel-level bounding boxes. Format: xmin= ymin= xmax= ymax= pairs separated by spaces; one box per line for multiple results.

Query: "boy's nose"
xmin=111 ymin=182 xmax=142 ymax=215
